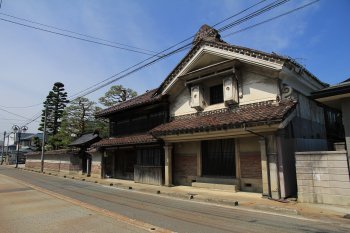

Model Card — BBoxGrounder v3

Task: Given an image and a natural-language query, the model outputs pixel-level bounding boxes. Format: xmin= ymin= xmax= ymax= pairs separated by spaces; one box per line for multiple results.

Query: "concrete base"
xmin=191 ymin=177 xmax=239 ymax=191
xmin=192 ymin=182 xmax=238 ymax=192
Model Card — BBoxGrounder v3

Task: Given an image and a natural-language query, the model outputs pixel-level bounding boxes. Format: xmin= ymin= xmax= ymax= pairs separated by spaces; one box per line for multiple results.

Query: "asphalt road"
xmin=0 ymin=173 xmax=151 ymax=233
xmin=1 ymin=166 xmax=350 ymax=233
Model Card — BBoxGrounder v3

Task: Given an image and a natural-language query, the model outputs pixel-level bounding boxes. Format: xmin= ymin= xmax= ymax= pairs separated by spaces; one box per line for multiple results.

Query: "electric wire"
xmin=17 ymin=0 xmax=291 ymax=127
xmin=223 ymin=0 xmax=320 ymax=38
xmin=12 ymin=0 xmax=293 ymax=127
xmin=0 ymin=118 xmax=24 ymax=121
xmin=0 ymin=12 xmax=160 ymax=55
xmin=68 ymin=0 xmax=290 ymax=99
xmin=0 ymin=17 xmax=161 ymax=57
xmin=217 ymin=0 xmax=291 ymax=32
xmin=0 ymin=107 xmax=32 ymax=120
xmin=212 ymin=0 xmax=268 ymax=27
xmin=1 ymin=0 xmax=278 ymax=109
xmin=0 ymin=103 xmax=42 ymax=109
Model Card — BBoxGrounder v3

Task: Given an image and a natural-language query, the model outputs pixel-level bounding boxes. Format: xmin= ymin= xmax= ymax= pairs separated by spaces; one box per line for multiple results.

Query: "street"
xmin=0 ymin=166 xmax=349 ymax=233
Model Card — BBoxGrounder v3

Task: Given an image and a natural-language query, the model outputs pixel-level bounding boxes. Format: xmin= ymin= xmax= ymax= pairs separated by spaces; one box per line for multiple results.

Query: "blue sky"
xmin=0 ymin=0 xmax=349 ymax=133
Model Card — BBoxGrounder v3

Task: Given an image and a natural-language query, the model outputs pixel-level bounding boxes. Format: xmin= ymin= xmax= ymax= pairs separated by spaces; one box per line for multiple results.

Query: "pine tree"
xmin=39 ymin=82 xmax=69 ymax=136
xmin=52 ymin=97 xmax=108 ymax=148
xmin=64 ymin=97 xmax=96 ymax=137
xmin=86 ymin=106 xmax=109 ymax=138
xmin=98 ymin=85 xmax=137 ymax=107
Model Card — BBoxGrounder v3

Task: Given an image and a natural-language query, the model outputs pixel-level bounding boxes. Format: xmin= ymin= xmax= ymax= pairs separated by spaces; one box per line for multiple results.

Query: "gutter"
xmin=311 ymin=85 xmax=350 ymax=99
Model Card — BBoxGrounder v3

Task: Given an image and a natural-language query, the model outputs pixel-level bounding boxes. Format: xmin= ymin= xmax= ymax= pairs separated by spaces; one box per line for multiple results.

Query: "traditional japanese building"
xmin=93 ymin=89 xmax=168 ymax=185
xmin=93 ymin=25 xmax=332 ymax=199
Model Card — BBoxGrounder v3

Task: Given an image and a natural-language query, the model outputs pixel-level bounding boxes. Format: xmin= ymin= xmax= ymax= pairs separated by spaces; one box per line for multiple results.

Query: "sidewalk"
xmin=17 ymin=165 xmax=350 ymax=222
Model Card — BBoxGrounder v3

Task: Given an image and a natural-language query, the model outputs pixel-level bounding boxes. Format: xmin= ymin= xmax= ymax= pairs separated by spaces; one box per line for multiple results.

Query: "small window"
xmin=210 ymin=84 xmax=224 ymax=105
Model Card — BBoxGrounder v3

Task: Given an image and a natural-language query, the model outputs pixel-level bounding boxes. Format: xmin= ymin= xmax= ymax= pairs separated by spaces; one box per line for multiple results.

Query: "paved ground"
xmin=0 ymin=174 xmax=158 ymax=233
xmin=22 ymin=164 xmax=349 ymax=221
xmin=1 ymin=166 xmax=350 ymax=233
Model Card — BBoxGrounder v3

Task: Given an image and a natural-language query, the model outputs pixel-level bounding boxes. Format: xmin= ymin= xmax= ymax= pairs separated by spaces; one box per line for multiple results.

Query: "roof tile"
xmin=92 ymin=133 xmax=158 ymax=147
xmin=96 ymin=89 xmax=162 ymax=117
xmin=151 ymin=100 xmax=297 ymax=136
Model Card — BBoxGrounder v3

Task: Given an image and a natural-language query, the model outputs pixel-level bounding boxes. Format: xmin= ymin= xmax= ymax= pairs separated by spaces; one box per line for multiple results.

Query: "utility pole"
xmin=1 ymin=131 xmax=5 ymax=165
xmin=40 ymin=106 xmax=47 ymax=173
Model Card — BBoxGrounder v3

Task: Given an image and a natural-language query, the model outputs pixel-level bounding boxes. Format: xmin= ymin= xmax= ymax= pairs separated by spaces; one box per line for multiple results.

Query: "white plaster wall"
xmin=170 ymin=71 xmax=279 ymax=117
xmin=170 ymin=88 xmax=197 ymax=117
xmin=239 ymin=72 xmax=279 ymax=105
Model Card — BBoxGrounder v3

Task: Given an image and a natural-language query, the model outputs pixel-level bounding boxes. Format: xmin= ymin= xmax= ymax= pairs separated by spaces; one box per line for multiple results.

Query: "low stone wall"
xmin=296 ymin=151 xmax=350 ymax=206
xmin=26 ymin=150 xmax=81 ymax=175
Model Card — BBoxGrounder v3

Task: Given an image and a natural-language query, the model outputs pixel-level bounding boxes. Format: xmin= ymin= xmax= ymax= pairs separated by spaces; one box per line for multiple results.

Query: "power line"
xmin=217 ymin=0 xmax=291 ymax=32
xmin=69 ymin=0 xmax=291 ymax=99
xmin=0 ymin=107 xmax=31 ymax=120
xmin=78 ymin=44 xmax=192 ymax=98
xmin=69 ymin=0 xmax=288 ymax=99
xmin=0 ymin=12 xmax=160 ymax=55
xmin=0 ymin=103 xmax=42 ymax=109
xmin=17 ymin=0 xmax=292 ymax=126
xmin=212 ymin=0 xmax=268 ymax=27
xmin=0 ymin=0 xmax=275 ymax=110
xmin=0 ymin=17 xmax=161 ymax=57
xmin=223 ymin=0 xmax=320 ymax=38
xmin=21 ymin=112 xmax=42 ymax=126
xmin=0 ymin=118 xmax=23 ymax=121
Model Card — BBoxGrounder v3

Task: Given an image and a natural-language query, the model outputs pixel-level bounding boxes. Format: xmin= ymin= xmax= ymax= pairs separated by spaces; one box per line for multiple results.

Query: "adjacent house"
xmin=93 ymin=90 xmax=168 ymax=185
xmin=92 ymin=25 xmax=334 ymax=199
xmin=20 ymin=133 xmax=43 ymax=150
xmin=292 ymin=79 xmax=349 ymax=206
xmin=312 ymin=78 xmax=350 ymax=170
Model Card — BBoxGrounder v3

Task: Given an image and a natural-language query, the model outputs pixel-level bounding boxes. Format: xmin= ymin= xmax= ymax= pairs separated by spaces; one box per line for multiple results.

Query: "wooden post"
xmin=164 ymin=143 xmax=173 ymax=186
xmin=259 ymin=138 xmax=269 ymax=197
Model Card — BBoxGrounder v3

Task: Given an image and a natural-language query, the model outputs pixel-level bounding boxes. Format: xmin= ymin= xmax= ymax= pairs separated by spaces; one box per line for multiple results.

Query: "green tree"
xmin=39 ymin=82 xmax=69 ymax=149
xmin=32 ymin=137 xmax=42 ymax=151
xmin=39 ymin=82 xmax=69 ymax=135
xmin=98 ymin=85 xmax=137 ymax=107
xmin=64 ymin=97 xmax=96 ymax=137
xmin=85 ymin=106 xmax=109 ymax=138
xmin=52 ymin=97 xmax=109 ymax=148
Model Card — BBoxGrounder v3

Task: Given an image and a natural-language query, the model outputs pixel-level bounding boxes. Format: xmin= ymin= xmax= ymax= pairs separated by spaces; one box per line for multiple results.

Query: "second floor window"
xmin=116 ymin=119 xmax=129 ymax=135
xmin=210 ymin=84 xmax=224 ymax=105
xmin=131 ymin=116 xmax=148 ymax=133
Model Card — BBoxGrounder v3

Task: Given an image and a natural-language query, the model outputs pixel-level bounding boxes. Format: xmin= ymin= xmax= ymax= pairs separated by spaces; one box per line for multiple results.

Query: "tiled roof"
xmin=151 ymin=100 xmax=297 ymax=136
xmin=92 ymin=133 xmax=158 ymax=148
xmin=96 ymin=89 xmax=162 ymax=117
xmin=155 ymin=39 xmax=326 ymax=95
xmin=69 ymin=133 xmax=101 ymax=147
